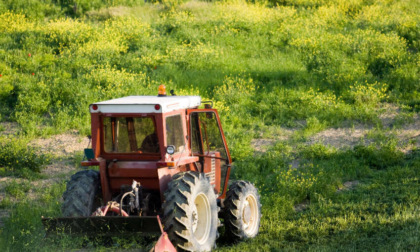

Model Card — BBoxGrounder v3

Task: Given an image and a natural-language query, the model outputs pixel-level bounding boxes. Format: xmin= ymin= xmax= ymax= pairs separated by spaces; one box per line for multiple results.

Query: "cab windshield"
xmin=103 ymin=116 xmax=159 ymax=154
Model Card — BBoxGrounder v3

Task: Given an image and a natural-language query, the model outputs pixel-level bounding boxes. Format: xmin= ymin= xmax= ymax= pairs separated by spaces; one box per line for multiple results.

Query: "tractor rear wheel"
xmin=223 ymin=181 xmax=261 ymax=241
xmin=162 ymin=171 xmax=218 ymax=251
xmin=62 ymin=170 xmax=101 ymax=217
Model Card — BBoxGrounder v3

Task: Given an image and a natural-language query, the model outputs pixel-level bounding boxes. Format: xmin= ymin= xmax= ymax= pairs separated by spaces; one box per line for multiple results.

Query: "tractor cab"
xmin=84 ymin=90 xmax=232 ymax=203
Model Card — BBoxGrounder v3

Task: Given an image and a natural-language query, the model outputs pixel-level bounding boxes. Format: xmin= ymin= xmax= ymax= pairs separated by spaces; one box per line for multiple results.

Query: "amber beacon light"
xmin=158 ymin=85 xmax=167 ymax=97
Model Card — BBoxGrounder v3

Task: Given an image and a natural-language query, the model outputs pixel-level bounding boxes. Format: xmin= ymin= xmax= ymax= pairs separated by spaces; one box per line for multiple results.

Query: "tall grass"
xmin=0 ymin=0 xmax=418 ymax=139
xmin=0 ymin=0 xmax=419 ymax=251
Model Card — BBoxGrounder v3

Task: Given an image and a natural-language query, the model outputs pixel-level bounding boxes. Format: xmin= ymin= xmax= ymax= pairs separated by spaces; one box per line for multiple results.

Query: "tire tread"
xmin=62 ymin=170 xmax=101 ymax=217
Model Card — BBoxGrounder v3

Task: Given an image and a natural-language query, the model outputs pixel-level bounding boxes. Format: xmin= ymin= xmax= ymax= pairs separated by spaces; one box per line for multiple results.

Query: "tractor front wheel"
xmin=62 ymin=170 xmax=101 ymax=217
xmin=223 ymin=180 xmax=261 ymax=241
xmin=162 ymin=171 xmax=218 ymax=251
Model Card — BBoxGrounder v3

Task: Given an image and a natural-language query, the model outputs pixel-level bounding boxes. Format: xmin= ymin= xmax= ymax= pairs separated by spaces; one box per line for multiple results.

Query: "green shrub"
xmin=354 ymin=141 xmax=405 ymax=169
xmin=0 ymin=0 xmax=145 ymax=19
xmin=300 ymin=143 xmax=337 ymax=160
xmin=0 ymin=140 xmax=50 ymax=174
xmin=0 ymin=0 xmax=63 ymax=20
xmin=345 ymin=81 xmax=388 ymax=106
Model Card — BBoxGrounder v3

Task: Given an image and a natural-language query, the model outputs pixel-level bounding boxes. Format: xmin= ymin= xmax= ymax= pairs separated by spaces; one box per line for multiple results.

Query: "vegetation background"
xmin=0 ymin=0 xmax=419 ymax=251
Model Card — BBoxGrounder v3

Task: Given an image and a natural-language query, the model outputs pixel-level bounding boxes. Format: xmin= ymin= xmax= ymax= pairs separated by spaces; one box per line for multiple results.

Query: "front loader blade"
xmin=42 ymin=216 xmax=162 ymax=236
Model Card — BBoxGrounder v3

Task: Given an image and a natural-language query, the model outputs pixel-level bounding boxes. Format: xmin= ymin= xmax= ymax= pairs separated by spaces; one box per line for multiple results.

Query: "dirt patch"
xmin=41 ymin=161 xmax=78 ymax=177
xmin=337 ymin=180 xmax=360 ymax=192
xmin=308 ymin=126 xmax=370 ymax=149
xmin=290 ymin=159 xmax=300 ymax=169
xmin=379 ymin=104 xmax=400 ymax=128
xmin=0 ymin=122 xmax=20 ymax=136
xmin=294 ymin=199 xmax=310 ymax=212
xmin=252 ymin=128 xmax=295 ymax=153
xmin=251 ymin=139 xmax=277 ymax=153
xmin=30 ymin=131 xmax=90 ymax=158
xmin=397 ymin=114 xmax=420 ymax=153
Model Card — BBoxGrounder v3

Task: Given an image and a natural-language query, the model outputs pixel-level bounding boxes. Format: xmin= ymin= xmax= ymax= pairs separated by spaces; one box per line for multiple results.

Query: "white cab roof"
xmin=90 ymin=96 xmax=201 ymax=113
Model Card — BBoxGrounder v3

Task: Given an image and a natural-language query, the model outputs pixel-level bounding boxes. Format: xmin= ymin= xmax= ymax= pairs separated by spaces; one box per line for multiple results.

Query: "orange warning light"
xmin=158 ymin=85 xmax=166 ymax=97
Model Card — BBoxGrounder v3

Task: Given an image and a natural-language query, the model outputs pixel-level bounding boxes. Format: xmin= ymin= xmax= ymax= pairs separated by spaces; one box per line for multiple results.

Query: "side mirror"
xmin=84 ymin=148 xmax=95 ymax=161
xmin=166 ymin=145 xmax=176 ymax=155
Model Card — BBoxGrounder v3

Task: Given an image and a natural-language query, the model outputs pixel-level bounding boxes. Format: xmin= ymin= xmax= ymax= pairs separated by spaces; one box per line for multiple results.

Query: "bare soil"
xmin=337 ymin=180 xmax=360 ymax=192
xmin=294 ymin=199 xmax=310 ymax=212
xmin=251 ymin=128 xmax=294 ymax=153
xmin=29 ymin=131 xmax=90 ymax=158
xmin=308 ymin=125 xmax=369 ymax=149
xmin=397 ymin=114 xmax=420 ymax=153
xmin=0 ymin=122 xmax=20 ymax=136
xmin=252 ymin=107 xmax=419 ymax=153
xmin=251 ymin=139 xmax=277 ymax=152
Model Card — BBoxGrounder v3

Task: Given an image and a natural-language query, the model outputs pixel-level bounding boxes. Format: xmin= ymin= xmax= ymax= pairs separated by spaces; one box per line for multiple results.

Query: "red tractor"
xmin=43 ymin=86 xmax=261 ymax=251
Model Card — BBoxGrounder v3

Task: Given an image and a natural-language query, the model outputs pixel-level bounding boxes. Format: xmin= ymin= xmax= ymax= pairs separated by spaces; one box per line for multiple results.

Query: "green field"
xmin=0 ymin=0 xmax=419 ymax=251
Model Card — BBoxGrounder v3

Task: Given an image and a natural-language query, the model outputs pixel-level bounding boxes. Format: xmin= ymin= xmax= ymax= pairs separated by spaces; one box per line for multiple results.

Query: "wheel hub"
xmin=192 ymin=193 xmax=211 ymax=245
xmin=192 ymin=205 xmax=198 ymax=233
xmin=242 ymin=200 xmax=251 ymax=229
xmin=242 ymin=195 xmax=258 ymax=236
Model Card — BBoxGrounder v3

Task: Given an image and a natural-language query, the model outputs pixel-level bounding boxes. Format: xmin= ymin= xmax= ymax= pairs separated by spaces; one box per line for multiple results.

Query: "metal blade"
xmin=42 ymin=216 xmax=161 ymax=236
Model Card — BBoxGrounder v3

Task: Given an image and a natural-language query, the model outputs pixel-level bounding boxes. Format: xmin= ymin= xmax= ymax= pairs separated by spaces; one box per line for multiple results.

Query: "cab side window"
xmin=190 ymin=112 xmax=228 ymax=160
xmin=166 ymin=115 xmax=185 ymax=154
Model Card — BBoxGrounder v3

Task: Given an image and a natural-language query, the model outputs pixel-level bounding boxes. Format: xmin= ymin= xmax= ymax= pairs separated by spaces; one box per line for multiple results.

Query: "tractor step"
xmin=42 ymin=216 xmax=162 ymax=236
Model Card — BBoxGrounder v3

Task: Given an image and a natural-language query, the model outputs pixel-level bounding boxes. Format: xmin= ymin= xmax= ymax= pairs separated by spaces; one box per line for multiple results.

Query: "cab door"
xmin=187 ymin=109 xmax=232 ymax=199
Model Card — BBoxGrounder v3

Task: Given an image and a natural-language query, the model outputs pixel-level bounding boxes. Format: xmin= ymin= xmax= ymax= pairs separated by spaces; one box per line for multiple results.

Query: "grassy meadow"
xmin=0 ymin=0 xmax=419 ymax=251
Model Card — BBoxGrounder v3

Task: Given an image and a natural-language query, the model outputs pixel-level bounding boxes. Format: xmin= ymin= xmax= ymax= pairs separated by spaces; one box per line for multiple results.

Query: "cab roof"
xmin=90 ymin=96 xmax=201 ymax=113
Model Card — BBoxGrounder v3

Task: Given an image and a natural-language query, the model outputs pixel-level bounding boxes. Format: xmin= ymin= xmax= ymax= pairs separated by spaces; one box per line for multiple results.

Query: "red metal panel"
xmin=91 ymin=113 xmax=101 ymax=158
xmin=202 ymin=152 xmax=221 ymax=194
xmin=107 ymin=161 xmax=159 ymax=192
xmin=157 ymin=156 xmax=199 ymax=168
xmin=99 ymin=159 xmax=112 ymax=202
xmin=109 ymin=178 xmax=160 ymax=191
xmin=81 ymin=160 xmax=100 ymax=166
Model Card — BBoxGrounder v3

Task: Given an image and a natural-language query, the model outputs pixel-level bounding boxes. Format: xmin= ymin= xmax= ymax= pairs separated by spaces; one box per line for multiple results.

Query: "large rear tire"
xmin=223 ymin=180 xmax=261 ymax=241
xmin=62 ymin=170 xmax=101 ymax=217
xmin=162 ymin=171 xmax=218 ymax=251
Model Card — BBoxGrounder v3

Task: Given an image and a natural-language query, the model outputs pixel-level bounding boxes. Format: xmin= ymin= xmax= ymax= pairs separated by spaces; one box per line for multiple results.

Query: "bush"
xmin=0 ymin=139 xmax=50 ymax=174
xmin=0 ymin=0 xmax=145 ymax=19
xmin=354 ymin=142 xmax=405 ymax=169
xmin=345 ymin=81 xmax=388 ymax=106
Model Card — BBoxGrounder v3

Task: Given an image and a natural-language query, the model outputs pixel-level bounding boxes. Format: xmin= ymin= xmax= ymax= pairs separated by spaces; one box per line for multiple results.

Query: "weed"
xmin=5 ymin=180 xmax=31 ymax=199
xmin=0 ymin=139 xmax=50 ymax=177
xmin=354 ymin=141 xmax=405 ymax=169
